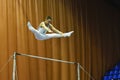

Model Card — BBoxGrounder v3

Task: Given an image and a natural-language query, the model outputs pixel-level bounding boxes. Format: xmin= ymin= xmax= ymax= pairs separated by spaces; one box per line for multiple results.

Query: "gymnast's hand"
xmin=60 ymin=33 xmax=65 ymax=37
xmin=47 ymin=31 xmax=53 ymax=34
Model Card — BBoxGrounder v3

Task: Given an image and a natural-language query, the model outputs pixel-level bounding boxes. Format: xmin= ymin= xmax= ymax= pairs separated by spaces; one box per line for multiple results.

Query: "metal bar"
xmin=16 ymin=53 xmax=76 ymax=64
xmin=12 ymin=52 xmax=17 ymax=80
xmin=77 ymin=63 xmax=80 ymax=80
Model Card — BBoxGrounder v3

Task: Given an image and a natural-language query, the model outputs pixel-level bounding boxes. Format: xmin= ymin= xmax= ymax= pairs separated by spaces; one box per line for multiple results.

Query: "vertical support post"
xmin=77 ymin=63 xmax=80 ymax=80
xmin=12 ymin=52 xmax=17 ymax=80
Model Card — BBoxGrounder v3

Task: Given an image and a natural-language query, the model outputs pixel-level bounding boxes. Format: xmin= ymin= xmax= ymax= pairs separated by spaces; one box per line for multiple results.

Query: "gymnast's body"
xmin=27 ymin=16 xmax=74 ymax=40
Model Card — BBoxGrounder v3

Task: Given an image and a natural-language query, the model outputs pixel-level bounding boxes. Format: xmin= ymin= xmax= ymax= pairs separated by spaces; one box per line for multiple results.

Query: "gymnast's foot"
xmin=64 ymin=31 xmax=74 ymax=37
xmin=27 ymin=21 xmax=32 ymax=30
xmin=68 ymin=31 xmax=74 ymax=37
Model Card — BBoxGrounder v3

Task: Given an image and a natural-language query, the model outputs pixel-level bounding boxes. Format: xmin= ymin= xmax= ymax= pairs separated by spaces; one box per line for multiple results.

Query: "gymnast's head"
xmin=45 ymin=16 xmax=52 ymax=24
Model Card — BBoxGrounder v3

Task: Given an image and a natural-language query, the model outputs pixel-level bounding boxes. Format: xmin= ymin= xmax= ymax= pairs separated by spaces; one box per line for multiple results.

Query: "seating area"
xmin=103 ymin=63 xmax=120 ymax=80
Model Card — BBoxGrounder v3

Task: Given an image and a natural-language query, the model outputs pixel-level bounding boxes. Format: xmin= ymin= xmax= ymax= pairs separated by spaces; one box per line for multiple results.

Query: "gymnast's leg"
xmin=27 ymin=21 xmax=47 ymax=40
xmin=45 ymin=31 xmax=74 ymax=39
xmin=27 ymin=21 xmax=38 ymax=33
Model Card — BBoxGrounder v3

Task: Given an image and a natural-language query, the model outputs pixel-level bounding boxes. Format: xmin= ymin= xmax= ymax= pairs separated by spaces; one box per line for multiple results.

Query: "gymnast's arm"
xmin=39 ymin=22 xmax=53 ymax=32
xmin=49 ymin=24 xmax=63 ymax=34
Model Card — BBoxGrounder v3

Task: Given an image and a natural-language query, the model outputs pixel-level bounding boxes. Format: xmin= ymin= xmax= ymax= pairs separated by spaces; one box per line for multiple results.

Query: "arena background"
xmin=0 ymin=0 xmax=120 ymax=80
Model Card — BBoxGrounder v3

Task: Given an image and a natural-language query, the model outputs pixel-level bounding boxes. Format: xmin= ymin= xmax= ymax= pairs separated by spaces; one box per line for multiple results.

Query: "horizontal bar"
xmin=16 ymin=52 xmax=76 ymax=64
